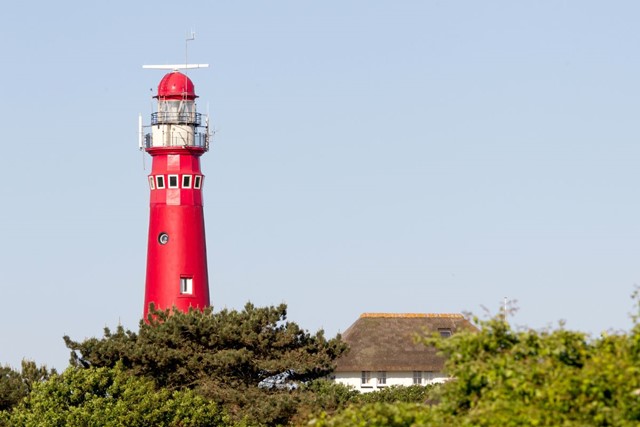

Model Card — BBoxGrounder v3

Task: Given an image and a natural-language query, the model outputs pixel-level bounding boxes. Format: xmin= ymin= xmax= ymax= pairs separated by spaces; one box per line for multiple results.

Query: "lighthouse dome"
xmin=157 ymin=71 xmax=197 ymax=100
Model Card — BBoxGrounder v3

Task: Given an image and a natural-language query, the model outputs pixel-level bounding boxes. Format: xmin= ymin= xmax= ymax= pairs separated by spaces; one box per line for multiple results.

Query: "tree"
xmin=0 ymin=360 xmax=54 ymax=412
xmin=1 ymin=364 xmax=226 ymax=427
xmin=424 ymin=315 xmax=640 ymax=426
xmin=0 ymin=366 xmax=24 ymax=412
xmin=63 ymin=303 xmax=347 ymax=425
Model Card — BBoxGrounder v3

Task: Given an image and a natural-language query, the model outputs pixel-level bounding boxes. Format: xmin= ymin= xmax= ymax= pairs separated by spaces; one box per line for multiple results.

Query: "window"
xmin=156 ymin=175 xmax=165 ymax=189
xmin=158 ymin=232 xmax=169 ymax=245
xmin=168 ymin=175 xmax=179 ymax=188
xmin=377 ymin=371 xmax=387 ymax=386
xmin=194 ymin=175 xmax=202 ymax=189
xmin=182 ymin=174 xmax=192 ymax=188
xmin=424 ymin=371 xmax=435 ymax=383
xmin=361 ymin=371 xmax=371 ymax=386
xmin=438 ymin=328 xmax=452 ymax=338
xmin=180 ymin=277 xmax=193 ymax=295
xmin=148 ymin=176 xmax=155 ymax=190
xmin=413 ymin=371 xmax=422 ymax=385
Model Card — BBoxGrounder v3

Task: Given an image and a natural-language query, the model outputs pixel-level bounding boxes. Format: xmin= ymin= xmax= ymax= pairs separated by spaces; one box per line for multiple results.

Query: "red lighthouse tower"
xmin=140 ymin=64 xmax=211 ymax=318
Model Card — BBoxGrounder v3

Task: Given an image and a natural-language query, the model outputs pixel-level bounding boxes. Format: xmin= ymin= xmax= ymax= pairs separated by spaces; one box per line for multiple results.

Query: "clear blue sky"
xmin=2 ymin=1 xmax=640 ymax=370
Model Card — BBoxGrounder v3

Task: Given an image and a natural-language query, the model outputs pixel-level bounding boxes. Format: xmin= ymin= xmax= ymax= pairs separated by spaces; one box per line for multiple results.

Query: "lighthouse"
xmin=139 ymin=64 xmax=211 ymax=318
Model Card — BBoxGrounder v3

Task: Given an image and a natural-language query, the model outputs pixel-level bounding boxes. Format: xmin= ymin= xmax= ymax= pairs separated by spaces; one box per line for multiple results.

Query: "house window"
xmin=148 ymin=176 xmax=155 ymax=190
xmin=377 ymin=371 xmax=387 ymax=386
xmin=182 ymin=174 xmax=192 ymax=188
xmin=168 ymin=175 xmax=179 ymax=188
xmin=156 ymin=175 xmax=165 ymax=189
xmin=425 ymin=371 xmax=435 ymax=383
xmin=438 ymin=328 xmax=452 ymax=338
xmin=361 ymin=371 xmax=372 ymax=387
xmin=413 ymin=371 xmax=422 ymax=385
xmin=180 ymin=277 xmax=193 ymax=295
xmin=194 ymin=175 xmax=202 ymax=189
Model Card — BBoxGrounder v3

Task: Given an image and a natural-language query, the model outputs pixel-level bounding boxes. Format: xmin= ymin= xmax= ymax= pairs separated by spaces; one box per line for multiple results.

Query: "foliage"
xmin=18 ymin=298 xmax=640 ymax=426
xmin=353 ymin=385 xmax=435 ymax=405
xmin=63 ymin=303 xmax=347 ymax=426
xmin=314 ymin=297 xmax=640 ymax=427
xmin=306 ymin=385 xmax=438 ymax=427
xmin=0 ymin=360 xmax=54 ymax=412
xmin=0 ymin=366 xmax=24 ymax=412
xmin=1 ymin=364 xmax=227 ymax=427
xmin=425 ymin=315 xmax=640 ymax=426
xmin=309 ymin=402 xmax=434 ymax=427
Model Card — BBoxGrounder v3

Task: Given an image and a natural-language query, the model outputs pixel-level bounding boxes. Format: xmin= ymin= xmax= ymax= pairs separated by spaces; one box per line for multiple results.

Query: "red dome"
xmin=157 ymin=71 xmax=197 ymax=100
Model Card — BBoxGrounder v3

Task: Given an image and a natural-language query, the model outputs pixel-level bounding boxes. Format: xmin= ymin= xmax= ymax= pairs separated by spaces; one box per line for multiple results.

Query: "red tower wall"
xmin=143 ymin=147 xmax=210 ymax=318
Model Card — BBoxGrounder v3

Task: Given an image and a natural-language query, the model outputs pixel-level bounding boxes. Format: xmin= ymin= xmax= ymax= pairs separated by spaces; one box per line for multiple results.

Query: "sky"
xmin=2 ymin=1 xmax=640 ymax=370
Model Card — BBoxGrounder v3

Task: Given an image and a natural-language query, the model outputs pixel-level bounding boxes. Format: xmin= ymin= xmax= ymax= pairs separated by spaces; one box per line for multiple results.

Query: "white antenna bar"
xmin=143 ymin=64 xmax=209 ymax=70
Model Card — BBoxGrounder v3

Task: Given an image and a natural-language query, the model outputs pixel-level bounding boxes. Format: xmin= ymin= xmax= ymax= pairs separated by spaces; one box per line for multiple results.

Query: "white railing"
xmin=151 ymin=112 xmax=202 ymax=125
xmin=144 ymin=132 xmax=209 ymax=151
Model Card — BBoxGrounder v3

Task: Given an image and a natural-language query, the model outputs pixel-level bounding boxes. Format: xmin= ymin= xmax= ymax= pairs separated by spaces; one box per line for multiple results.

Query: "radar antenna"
xmin=142 ymin=64 xmax=209 ymax=71
xmin=143 ymin=31 xmax=209 ymax=71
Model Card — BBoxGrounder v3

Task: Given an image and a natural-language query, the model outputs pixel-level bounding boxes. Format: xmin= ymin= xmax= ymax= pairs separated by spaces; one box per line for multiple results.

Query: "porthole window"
xmin=158 ymin=232 xmax=169 ymax=245
xmin=148 ymin=176 xmax=155 ymax=190
xmin=156 ymin=175 xmax=165 ymax=189
xmin=194 ymin=175 xmax=202 ymax=189
xmin=168 ymin=175 xmax=179 ymax=188
xmin=182 ymin=174 xmax=192 ymax=188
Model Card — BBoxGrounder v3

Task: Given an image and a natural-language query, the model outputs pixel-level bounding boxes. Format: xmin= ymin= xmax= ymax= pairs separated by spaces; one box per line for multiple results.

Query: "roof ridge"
xmin=359 ymin=313 xmax=464 ymax=319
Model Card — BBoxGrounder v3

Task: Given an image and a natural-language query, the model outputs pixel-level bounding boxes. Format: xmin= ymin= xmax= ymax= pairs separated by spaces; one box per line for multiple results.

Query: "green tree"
xmin=1 ymin=364 xmax=227 ymax=427
xmin=425 ymin=315 xmax=640 ymax=426
xmin=0 ymin=366 xmax=25 ymax=412
xmin=0 ymin=360 xmax=54 ymax=412
xmin=63 ymin=303 xmax=347 ymax=426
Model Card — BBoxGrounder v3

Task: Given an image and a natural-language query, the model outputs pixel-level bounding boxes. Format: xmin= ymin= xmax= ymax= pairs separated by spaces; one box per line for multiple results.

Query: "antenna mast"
xmin=186 ymin=30 xmax=196 ymax=72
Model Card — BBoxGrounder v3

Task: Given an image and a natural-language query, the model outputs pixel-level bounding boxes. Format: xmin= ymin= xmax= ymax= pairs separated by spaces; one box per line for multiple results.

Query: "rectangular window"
xmin=413 ymin=371 xmax=422 ymax=385
xmin=361 ymin=371 xmax=371 ymax=386
xmin=424 ymin=371 xmax=435 ymax=383
xmin=156 ymin=175 xmax=165 ymax=189
xmin=180 ymin=277 xmax=193 ymax=295
xmin=377 ymin=371 xmax=387 ymax=386
xmin=438 ymin=328 xmax=452 ymax=338
xmin=168 ymin=175 xmax=179 ymax=188
xmin=182 ymin=174 xmax=192 ymax=188
xmin=194 ymin=175 xmax=202 ymax=189
xmin=148 ymin=176 xmax=155 ymax=190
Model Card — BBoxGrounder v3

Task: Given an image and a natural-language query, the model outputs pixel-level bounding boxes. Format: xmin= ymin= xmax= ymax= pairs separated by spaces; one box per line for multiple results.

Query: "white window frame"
xmin=361 ymin=371 xmax=372 ymax=387
xmin=156 ymin=175 xmax=165 ymax=189
xmin=168 ymin=174 xmax=179 ymax=189
xmin=377 ymin=371 xmax=387 ymax=386
xmin=194 ymin=175 xmax=202 ymax=189
xmin=413 ymin=371 xmax=422 ymax=385
xmin=182 ymin=174 xmax=192 ymax=189
xmin=148 ymin=176 xmax=155 ymax=190
xmin=180 ymin=277 xmax=193 ymax=295
xmin=439 ymin=328 xmax=452 ymax=338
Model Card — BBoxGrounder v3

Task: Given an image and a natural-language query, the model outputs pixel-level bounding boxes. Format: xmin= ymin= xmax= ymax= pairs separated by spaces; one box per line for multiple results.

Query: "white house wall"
xmin=334 ymin=371 xmax=448 ymax=393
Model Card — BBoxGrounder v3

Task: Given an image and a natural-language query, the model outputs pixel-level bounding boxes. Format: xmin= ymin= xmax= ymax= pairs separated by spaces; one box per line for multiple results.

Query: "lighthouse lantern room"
xmin=139 ymin=64 xmax=211 ymax=319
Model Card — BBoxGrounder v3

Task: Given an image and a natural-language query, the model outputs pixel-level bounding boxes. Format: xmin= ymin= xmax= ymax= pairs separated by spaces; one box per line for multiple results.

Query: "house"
xmin=333 ymin=313 xmax=475 ymax=392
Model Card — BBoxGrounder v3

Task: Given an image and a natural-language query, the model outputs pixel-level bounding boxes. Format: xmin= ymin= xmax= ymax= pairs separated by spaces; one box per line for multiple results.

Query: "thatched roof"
xmin=335 ymin=313 xmax=475 ymax=372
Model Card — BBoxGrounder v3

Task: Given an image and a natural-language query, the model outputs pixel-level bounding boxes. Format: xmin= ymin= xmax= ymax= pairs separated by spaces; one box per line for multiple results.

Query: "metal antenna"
xmin=186 ymin=30 xmax=196 ymax=72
